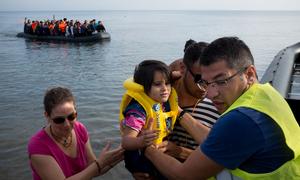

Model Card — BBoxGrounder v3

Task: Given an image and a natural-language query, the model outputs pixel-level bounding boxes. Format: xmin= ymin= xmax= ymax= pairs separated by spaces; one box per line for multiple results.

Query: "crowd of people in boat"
xmin=23 ymin=17 xmax=106 ymax=37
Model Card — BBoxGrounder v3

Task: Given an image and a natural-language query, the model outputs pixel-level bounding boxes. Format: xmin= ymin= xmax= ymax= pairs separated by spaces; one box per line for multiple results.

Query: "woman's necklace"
xmin=49 ymin=125 xmax=72 ymax=148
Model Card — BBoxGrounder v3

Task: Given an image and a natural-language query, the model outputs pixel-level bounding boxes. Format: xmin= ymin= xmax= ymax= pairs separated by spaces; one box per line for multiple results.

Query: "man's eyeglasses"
xmin=196 ymin=67 xmax=248 ymax=89
xmin=52 ymin=112 xmax=77 ymax=124
xmin=187 ymin=67 xmax=202 ymax=84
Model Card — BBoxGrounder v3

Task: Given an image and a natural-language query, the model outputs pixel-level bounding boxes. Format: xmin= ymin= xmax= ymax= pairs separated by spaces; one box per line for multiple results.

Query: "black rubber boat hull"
xmin=261 ymin=42 xmax=300 ymax=125
xmin=16 ymin=32 xmax=110 ymax=42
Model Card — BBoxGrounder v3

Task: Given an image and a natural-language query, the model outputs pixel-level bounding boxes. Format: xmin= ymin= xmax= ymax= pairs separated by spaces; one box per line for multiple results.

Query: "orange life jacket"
xmin=31 ymin=22 xmax=37 ymax=32
xmin=49 ymin=24 xmax=54 ymax=30
xmin=59 ymin=22 xmax=66 ymax=32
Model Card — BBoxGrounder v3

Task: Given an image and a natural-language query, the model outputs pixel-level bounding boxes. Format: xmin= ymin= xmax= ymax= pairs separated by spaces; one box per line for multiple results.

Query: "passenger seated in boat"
xmin=96 ymin=21 xmax=106 ymax=32
xmin=73 ymin=21 xmax=81 ymax=37
xmin=31 ymin=20 xmax=37 ymax=34
xmin=49 ymin=21 xmax=55 ymax=36
xmin=35 ymin=21 xmax=43 ymax=36
xmin=43 ymin=21 xmax=50 ymax=36
xmin=87 ymin=19 xmax=96 ymax=35
xmin=66 ymin=20 xmax=74 ymax=37
xmin=119 ymin=60 xmax=178 ymax=179
xmin=53 ymin=21 xmax=60 ymax=36
xmin=23 ymin=18 xmax=32 ymax=34
xmin=80 ymin=20 xmax=88 ymax=36
xmin=59 ymin=19 xmax=67 ymax=36
xmin=22 ymin=18 xmax=105 ymax=37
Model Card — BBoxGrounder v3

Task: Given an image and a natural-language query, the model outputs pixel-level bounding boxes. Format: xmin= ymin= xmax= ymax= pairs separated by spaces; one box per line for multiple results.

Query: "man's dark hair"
xmin=201 ymin=37 xmax=254 ymax=70
xmin=184 ymin=39 xmax=197 ymax=52
xmin=134 ymin=60 xmax=171 ymax=94
xmin=44 ymin=87 xmax=76 ymax=116
xmin=183 ymin=41 xmax=209 ymax=69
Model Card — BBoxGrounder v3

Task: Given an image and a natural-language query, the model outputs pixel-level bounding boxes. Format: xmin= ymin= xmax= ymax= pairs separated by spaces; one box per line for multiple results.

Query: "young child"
xmin=119 ymin=60 xmax=178 ymax=179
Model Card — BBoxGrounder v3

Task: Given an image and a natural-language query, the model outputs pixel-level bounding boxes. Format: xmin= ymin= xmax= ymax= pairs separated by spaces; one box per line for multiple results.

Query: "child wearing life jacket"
xmin=119 ymin=60 xmax=178 ymax=179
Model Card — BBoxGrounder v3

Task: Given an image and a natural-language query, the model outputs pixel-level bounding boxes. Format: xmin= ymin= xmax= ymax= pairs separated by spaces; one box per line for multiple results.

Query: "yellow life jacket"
xmin=222 ymin=83 xmax=300 ymax=179
xmin=119 ymin=78 xmax=178 ymax=144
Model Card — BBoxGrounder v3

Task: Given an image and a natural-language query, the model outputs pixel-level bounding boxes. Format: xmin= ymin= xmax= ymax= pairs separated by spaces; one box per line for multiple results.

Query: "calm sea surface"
xmin=0 ymin=10 xmax=300 ymax=179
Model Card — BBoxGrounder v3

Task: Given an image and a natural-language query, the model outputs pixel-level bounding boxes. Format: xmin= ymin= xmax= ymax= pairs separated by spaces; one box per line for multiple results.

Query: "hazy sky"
xmin=1 ymin=0 xmax=300 ymax=11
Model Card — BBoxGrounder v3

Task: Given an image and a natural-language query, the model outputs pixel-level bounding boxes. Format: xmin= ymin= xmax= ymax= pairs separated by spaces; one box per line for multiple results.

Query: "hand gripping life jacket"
xmin=119 ymin=78 xmax=178 ymax=144
xmin=219 ymin=83 xmax=300 ymax=180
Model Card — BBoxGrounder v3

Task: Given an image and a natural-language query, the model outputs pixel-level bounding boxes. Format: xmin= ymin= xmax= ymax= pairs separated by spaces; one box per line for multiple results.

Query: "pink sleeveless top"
xmin=28 ymin=121 xmax=89 ymax=179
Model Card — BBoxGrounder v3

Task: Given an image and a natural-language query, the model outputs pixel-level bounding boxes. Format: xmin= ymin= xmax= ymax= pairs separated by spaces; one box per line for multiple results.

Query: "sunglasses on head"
xmin=52 ymin=112 xmax=77 ymax=124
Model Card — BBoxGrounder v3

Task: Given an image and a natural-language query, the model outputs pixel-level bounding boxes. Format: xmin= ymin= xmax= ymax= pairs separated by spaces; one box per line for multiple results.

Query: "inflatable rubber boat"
xmin=16 ymin=31 xmax=110 ymax=42
xmin=261 ymin=42 xmax=300 ymax=125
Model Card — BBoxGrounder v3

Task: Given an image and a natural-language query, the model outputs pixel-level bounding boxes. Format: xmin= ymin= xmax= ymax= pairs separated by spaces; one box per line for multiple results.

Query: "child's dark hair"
xmin=134 ymin=60 xmax=171 ymax=93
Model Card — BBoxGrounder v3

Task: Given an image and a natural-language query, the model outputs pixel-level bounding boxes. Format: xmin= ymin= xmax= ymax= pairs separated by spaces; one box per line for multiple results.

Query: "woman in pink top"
xmin=28 ymin=87 xmax=124 ymax=179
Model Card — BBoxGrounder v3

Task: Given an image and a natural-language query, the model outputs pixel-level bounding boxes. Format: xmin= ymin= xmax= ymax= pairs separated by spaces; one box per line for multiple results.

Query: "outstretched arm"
xmin=30 ymin=140 xmax=124 ymax=179
xmin=94 ymin=141 xmax=124 ymax=175
xmin=145 ymin=145 xmax=224 ymax=179
xmin=157 ymin=141 xmax=194 ymax=161
xmin=144 ymin=115 xmax=222 ymax=179
xmin=121 ymin=126 xmax=158 ymax=150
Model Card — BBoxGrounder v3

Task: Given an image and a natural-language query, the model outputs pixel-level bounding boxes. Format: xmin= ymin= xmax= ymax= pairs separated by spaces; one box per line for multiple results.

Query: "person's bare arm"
xmin=145 ymin=145 xmax=224 ymax=179
xmin=31 ymin=154 xmax=99 ymax=180
xmin=95 ymin=142 xmax=124 ymax=175
xmin=121 ymin=126 xmax=158 ymax=150
xmin=157 ymin=141 xmax=194 ymax=160
xmin=173 ymin=145 xmax=194 ymax=160
xmin=31 ymin=141 xmax=124 ymax=179
xmin=179 ymin=111 xmax=210 ymax=144
xmin=85 ymin=138 xmax=96 ymax=163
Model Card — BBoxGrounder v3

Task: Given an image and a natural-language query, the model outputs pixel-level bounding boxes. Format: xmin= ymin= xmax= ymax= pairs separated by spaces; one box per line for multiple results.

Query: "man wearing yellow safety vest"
xmin=144 ymin=36 xmax=300 ymax=179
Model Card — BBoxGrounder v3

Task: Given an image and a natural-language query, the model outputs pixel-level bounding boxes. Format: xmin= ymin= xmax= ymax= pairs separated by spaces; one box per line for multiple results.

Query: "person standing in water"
xmin=28 ymin=86 xmax=124 ymax=179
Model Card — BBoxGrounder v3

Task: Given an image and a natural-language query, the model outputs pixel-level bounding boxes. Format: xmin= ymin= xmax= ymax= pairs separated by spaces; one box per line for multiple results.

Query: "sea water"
xmin=0 ymin=10 xmax=300 ymax=179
